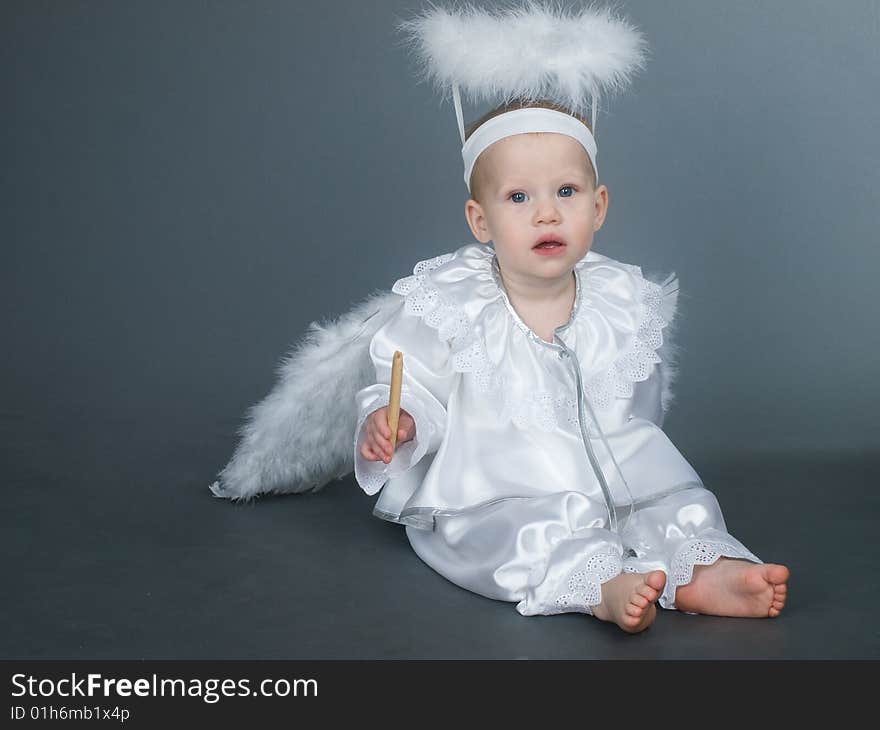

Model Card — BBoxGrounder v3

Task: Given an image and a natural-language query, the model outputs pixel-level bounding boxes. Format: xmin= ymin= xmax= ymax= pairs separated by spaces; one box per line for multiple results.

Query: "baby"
xmin=356 ymin=99 xmax=789 ymax=634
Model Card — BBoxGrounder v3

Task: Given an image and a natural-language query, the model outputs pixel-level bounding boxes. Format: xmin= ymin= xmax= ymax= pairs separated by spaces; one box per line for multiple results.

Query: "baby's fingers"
xmin=365 ymin=440 xmax=393 ymax=464
xmin=360 ymin=443 xmax=381 ymax=462
xmin=365 ymin=429 xmax=392 ymax=464
xmin=372 ymin=409 xmax=391 ymax=438
xmin=367 ymin=420 xmax=391 ymax=449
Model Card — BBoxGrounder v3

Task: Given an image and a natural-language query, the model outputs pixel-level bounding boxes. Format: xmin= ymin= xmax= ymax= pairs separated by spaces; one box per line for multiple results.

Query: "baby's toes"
xmin=626 ymin=602 xmax=645 ymax=618
xmin=646 ymin=570 xmax=667 ymax=592
xmin=629 ymin=592 xmax=649 ymax=609
xmin=768 ymin=586 xmax=786 ymax=617
xmin=638 ymin=572 xmax=666 ymax=600
xmin=766 ymin=564 xmax=790 ymax=586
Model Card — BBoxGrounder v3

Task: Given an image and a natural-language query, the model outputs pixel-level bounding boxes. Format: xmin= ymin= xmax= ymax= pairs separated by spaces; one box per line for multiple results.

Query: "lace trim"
xmin=391 ymin=252 xmax=668 ymax=430
xmin=499 ymin=390 xmax=582 ymax=432
xmin=353 ymin=393 xmax=395 ymax=496
xmin=582 ymin=275 xmax=667 ymax=409
xmin=353 ymin=388 xmax=435 ymax=496
xmin=554 ymin=548 xmax=622 ymax=615
xmin=664 ymin=538 xmax=757 ymax=608
xmin=392 ymin=253 xmax=506 ymax=395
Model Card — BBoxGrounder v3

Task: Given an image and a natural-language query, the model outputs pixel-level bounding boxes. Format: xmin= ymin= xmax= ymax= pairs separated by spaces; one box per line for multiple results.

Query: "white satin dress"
xmin=353 ymin=243 xmax=761 ymax=617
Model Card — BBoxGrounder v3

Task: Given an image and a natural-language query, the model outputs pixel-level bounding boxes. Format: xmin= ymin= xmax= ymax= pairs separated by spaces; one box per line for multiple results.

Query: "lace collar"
xmin=391 ymin=243 xmax=673 ymax=411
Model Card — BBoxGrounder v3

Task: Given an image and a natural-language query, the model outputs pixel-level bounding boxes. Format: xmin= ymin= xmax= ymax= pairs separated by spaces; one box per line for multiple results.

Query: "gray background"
xmin=2 ymin=0 xmax=878 ymax=659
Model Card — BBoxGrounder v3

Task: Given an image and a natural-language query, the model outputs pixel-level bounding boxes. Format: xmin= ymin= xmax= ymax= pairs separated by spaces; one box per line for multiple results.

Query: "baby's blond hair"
xmin=465 ymin=99 xmax=597 ymax=203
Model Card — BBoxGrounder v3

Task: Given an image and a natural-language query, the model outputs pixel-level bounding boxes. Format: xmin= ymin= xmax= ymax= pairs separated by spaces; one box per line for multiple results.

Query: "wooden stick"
xmin=388 ymin=350 xmax=403 ymax=451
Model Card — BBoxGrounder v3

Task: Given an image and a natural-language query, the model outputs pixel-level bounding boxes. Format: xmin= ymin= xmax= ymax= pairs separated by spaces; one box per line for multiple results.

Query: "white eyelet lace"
xmin=583 ymin=275 xmax=666 ymax=408
xmin=499 ymin=391 xmax=583 ymax=432
xmin=664 ymin=538 xmax=756 ymax=607
xmin=353 ymin=388 xmax=436 ymax=496
xmin=554 ymin=548 xmax=622 ymax=614
xmin=392 ymin=254 xmax=506 ymax=396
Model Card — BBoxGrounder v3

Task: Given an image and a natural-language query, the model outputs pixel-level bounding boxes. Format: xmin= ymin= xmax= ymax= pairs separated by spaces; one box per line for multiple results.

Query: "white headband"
xmin=455 ymin=93 xmax=599 ymax=192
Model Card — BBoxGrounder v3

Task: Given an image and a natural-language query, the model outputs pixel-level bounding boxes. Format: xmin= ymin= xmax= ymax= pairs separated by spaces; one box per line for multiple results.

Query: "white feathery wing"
xmin=209 ymin=290 xmax=402 ymax=501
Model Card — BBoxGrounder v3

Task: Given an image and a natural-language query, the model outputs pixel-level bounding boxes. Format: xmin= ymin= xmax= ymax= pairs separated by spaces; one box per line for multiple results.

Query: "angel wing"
xmin=209 ymin=289 xmax=403 ymax=501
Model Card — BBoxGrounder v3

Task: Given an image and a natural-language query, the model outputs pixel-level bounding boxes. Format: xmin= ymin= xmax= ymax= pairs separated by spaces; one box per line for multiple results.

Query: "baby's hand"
xmin=360 ymin=407 xmax=416 ymax=464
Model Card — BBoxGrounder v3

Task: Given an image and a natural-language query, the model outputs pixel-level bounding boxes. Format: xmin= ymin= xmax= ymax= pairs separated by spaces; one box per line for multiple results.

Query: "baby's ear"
xmin=593 ymin=184 xmax=609 ymax=230
xmin=464 ymin=198 xmax=491 ymax=243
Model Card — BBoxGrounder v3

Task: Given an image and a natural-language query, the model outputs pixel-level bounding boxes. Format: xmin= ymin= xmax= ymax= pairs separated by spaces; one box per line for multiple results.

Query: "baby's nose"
xmin=533 ymin=201 xmax=561 ymax=224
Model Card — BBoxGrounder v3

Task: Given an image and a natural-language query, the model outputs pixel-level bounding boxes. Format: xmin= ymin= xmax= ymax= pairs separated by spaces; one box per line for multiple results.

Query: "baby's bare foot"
xmin=592 ymin=570 xmax=666 ymax=634
xmin=674 ymin=558 xmax=789 ymax=618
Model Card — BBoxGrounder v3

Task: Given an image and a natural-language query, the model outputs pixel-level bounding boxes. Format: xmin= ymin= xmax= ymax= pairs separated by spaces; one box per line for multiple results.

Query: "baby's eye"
xmin=510 ymin=192 xmax=527 ymax=203
xmin=559 ymin=185 xmax=575 ymax=197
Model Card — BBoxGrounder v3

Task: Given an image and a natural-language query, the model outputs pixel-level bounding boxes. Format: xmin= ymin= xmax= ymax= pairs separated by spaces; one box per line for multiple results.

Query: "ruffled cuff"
xmin=516 ymin=534 xmax=623 ymax=617
xmin=353 ymin=384 xmax=440 ymax=496
xmin=659 ymin=534 xmax=763 ymax=610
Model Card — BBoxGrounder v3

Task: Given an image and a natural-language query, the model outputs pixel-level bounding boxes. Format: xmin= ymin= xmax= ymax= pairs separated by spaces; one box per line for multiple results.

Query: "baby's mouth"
xmin=533 ymin=239 xmax=566 ymax=250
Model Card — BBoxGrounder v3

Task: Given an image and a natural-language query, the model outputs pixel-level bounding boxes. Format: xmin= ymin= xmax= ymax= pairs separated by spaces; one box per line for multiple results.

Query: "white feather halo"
xmin=396 ymin=0 xmax=649 ymax=121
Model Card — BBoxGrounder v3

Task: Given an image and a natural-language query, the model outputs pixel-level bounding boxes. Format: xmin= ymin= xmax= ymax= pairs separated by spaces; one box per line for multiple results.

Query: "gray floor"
xmin=2 ymin=400 xmax=877 ymax=660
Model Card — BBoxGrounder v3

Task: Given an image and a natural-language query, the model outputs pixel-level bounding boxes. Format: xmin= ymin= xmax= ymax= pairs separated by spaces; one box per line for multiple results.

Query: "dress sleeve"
xmin=353 ymin=300 xmax=456 ymax=496
xmin=629 ymin=367 xmax=665 ymax=427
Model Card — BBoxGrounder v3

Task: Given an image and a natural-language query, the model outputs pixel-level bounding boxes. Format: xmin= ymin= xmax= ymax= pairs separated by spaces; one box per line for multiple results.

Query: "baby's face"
xmin=464 ymin=132 xmax=608 ymax=287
